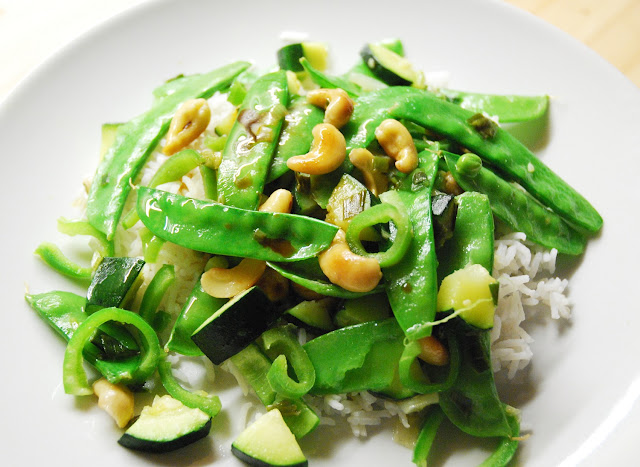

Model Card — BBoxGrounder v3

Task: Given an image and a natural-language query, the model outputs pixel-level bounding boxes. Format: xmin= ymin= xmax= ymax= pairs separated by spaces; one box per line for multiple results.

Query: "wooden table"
xmin=507 ymin=0 xmax=640 ymax=87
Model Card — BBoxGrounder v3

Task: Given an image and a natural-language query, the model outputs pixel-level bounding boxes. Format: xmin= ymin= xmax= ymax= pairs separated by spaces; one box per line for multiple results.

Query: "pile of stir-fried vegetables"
xmin=27 ymin=39 xmax=601 ymax=466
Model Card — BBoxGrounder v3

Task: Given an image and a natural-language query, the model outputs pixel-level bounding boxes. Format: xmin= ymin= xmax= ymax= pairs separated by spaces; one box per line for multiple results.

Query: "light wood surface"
xmin=507 ymin=0 xmax=640 ymax=87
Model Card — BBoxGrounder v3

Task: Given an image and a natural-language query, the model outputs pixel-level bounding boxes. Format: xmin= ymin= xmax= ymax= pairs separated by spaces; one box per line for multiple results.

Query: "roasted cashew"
xmin=259 ymin=189 xmax=293 ymax=214
xmin=256 ymin=267 xmax=290 ymax=302
xmin=318 ymin=230 xmax=382 ymax=293
xmin=286 ymin=123 xmax=346 ymax=175
xmin=163 ymin=98 xmax=211 ymax=155
xmin=374 ymin=119 xmax=418 ymax=173
xmin=93 ymin=378 xmax=135 ymax=428
xmin=416 ymin=336 xmax=449 ymax=366
xmin=201 ymin=258 xmax=266 ymax=298
xmin=349 ymin=148 xmax=389 ymax=196
xmin=307 ymin=88 xmax=355 ymax=129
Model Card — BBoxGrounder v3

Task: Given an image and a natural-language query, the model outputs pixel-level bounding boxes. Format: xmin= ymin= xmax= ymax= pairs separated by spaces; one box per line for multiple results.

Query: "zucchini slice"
xmin=360 ymin=43 xmax=423 ymax=87
xmin=118 ymin=395 xmax=211 ymax=453
xmin=191 ymin=286 xmax=281 ymax=365
xmin=231 ymin=409 xmax=308 ymax=467
xmin=277 ymin=42 xmax=328 ymax=72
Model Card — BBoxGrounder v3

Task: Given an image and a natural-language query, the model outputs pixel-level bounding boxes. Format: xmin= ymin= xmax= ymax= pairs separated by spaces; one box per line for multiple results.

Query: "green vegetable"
xmin=118 ymin=395 xmax=211 ymax=453
xmin=343 ymin=86 xmax=602 ymax=233
xmin=231 ymin=409 xmax=308 ymax=467
xmin=412 ymin=406 xmax=446 ymax=467
xmin=440 ymin=89 xmax=549 ymax=123
xmin=137 ymin=187 xmax=338 ymax=262
xmin=139 ymin=264 xmax=175 ymax=325
xmin=216 ymin=71 xmax=288 ymax=209
xmin=62 ymin=307 xmax=161 ymax=395
xmin=191 ymin=286 xmax=281 ymax=365
xmin=34 ymin=242 xmax=93 ymax=281
xmin=360 ymin=43 xmax=423 ymax=86
xmin=285 ymin=299 xmax=335 ymax=332
xmin=445 ymin=152 xmax=586 ymax=255
xmin=87 ymin=61 xmax=250 ymax=239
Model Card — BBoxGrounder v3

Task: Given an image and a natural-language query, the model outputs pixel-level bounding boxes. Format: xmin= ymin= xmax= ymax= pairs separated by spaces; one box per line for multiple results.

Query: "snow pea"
xmin=87 ymin=61 xmax=250 ymax=240
xmin=479 ymin=409 xmax=520 ymax=467
xmin=445 ymin=152 xmax=586 ymax=255
xmin=267 ymin=95 xmax=324 ymax=183
xmin=267 ymin=259 xmax=383 ymax=299
xmin=136 ymin=187 xmax=338 ymax=262
xmin=438 ymin=322 xmax=512 ymax=438
xmin=412 ymin=406 xmax=446 ymax=467
xmin=439 ymin=89 xmax=548 ymax=123
xmin=343 ymin=86 xmax=602 ymax=233
xmin=165 ymin=276 xmax=227 ymax=356
xmin=299 ymin=58 xmax=362 ymax=97
xmin=303 ymin=319 xmax=412 ymax=398
xmin=437 ymin=191 xmax=494 ymax=281
xmin=216 ymin=71 xmax=288 ymax=209
xmin=384 ymin=150 xmax=439 ymax=340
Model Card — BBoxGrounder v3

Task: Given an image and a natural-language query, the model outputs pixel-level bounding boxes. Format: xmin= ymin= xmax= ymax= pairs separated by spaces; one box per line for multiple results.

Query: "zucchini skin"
xmin=118 ymin=418 xmax=211 ymax=453
xmin=360 ymin=44 xmax=412 ymax=86
xmin=231 ymin=445 xmax=308 ymax=467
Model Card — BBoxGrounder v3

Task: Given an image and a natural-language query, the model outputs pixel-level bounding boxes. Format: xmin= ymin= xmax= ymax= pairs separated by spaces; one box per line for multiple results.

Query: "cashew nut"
xmin=318 ymin=230 xmax=382 ymax=293
xmin=416 ymin=336 xmax=450 ymax=366
xmin=163 ymin=98 xmax=211 ymax=155
xmin=286 ymin=123 xmax=346 ymax=175
xmin=374 ymin=119 xmax=418 ymax=173
xmin=201 ymin=258 xmax=267 ymax=298
xmin=307 ymin=88 xmax=355 ymax=129
xmin=349 ymin=148 xmax=389 ymax=196
xmin=259 ymin=189 xmax=293 ymax=214
xmin=93 ymin=378 xmax=135 ymax=428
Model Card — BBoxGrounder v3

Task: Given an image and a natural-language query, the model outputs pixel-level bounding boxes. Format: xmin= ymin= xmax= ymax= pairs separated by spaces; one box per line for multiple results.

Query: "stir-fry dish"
xmin=27 ymin=39 xmax=601 ymax=466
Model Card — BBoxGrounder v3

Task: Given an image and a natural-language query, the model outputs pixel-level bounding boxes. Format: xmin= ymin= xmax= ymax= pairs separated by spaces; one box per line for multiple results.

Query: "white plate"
xmin=2 ymin=0 xmax=639 ymax=465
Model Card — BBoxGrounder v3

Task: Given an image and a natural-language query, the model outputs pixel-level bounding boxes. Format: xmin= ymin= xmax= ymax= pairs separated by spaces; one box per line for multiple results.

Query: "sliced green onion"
xmin=62 ymin=307 xmax=161 ymax=395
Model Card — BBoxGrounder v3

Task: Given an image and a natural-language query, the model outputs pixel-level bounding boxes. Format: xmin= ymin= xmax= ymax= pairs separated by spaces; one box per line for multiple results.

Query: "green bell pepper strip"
xmin=258 ymin=327 xmax=315 ymax=400
xmin=57 ymin=218 xmax=114 ymax=258
xmin=437 ymin=191 xmax=494 ymax=282
xmin=138 ymin=226 xmax=166 ymax=263
xmin=199 ymin=165 xmax=218 ymax=200
xmin=139 ymin=264 xmax=175 ymax=325
xmin=157 ymin=357 xmax=222 ymax=418
xmin=216 ymin=71 xmax=288 ymax=209
xmin=34 ymin=242 xmax=93 ymax=281
xmin=137 ymin=187 xmax=338 ymax=262
xmin=343 ymin=86 xmax=602 ymax=233
xmin=86 ymin=61 xmax=250 ymax=240
xmin=479 ymin=409 xmax=521 ymax=467
xmin=299 ymin=58 xmax=362 ymax=98
xmin=165 ymin=277 xmax=227 ymax=356
xmin=267 ymin=259 xmax=384 ymax=299
xmin=267 ymin=95 xmax=325 ymax=183
xmin=445 ymin=152 xmax=586 ymax=255
xmin=438 ymin=325 xmax=512 ymax=438
xmin=345 ymin=195 xmax=412 ymax=268
xmin=63 ymin=307 xmax=162 ymax=395
xmin=439 ymin=89 xmax=549 ymax=123
xmin=398 ymin=333 xmax=460 ymax=395
xmin=384 ymin=151 xmax=440 ymax=340
xmin=302 ymin=318 xmax=410 ymax=395
xmin=412 ymin=406 xmax=446 ymax=467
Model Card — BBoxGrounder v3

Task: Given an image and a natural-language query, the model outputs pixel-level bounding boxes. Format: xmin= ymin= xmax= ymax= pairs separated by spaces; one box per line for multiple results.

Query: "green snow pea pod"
xmin=439 ymin=89 xmax=549 ymax=123
xmin=438 ymin=322 xmax=512 ymax=439
xmin=267 ymin=259 xmax=384 ymax=299
xmin=479 ymin=408 xmax=520 ymax=467
xmin=437 ymin=191 xmax=494 ymax=282
xmin=299 ymin=58 xmax=362 ymax=98
xmin=445 ymin=152 xmax=586 ymax=255
xmin=303 ymin=318 xmax=412 ymax=397
xmin=343 ymin=86 xmax=602 ymax=233
xmin=87 ymin=61 xmax=250 ymax=239
xmin=216 ymin=71 xmax=288 ymax=209
xmin=258 ymin=326 xmax=315 ymax=400
xmin=412 ymin=406 xmax=446 ymax=467
xmin=267 ymin=95 xmax=325 ymax=183
xmin=137 ymin=187 xmax=338 ymax=262
xmin=384 ymin=150 xmax=440 ymax=340
xmin=165 ymin=276 xmax=227 ymax=356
